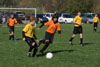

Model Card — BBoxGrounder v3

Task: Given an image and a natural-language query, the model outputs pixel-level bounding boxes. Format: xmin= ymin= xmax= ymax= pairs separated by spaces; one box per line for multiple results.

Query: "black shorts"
xmin=25 ymin=36 xmax=37 ymax=48
xmin=9 ymin=26 xmax=14 ymax=33
xmin=43 ymin=32 xmax=54 ymax=43
xmin=73 ymin=26 xmax=83 ymax=34
xmin=94 ymin=23 xmax=98 ymax=27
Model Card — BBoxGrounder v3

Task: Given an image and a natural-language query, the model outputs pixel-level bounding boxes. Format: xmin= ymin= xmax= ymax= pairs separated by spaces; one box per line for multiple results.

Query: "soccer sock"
xmin=69 ymin=37 xmax=74 ymax=41
xmin=29 ymin=46 xmax=33 ymax=52
xmin=40 ymin=42 xmax=50 ymax=53
xmin=12 ymin=35 xmax=14 ymax=40
xmin=80 ymin=38 xmax=83 ymax=44
xmin=9 ymin=35 xmax=12 ymax=40
xmin=32 ymin=47 xmax=38 ymax=57
xmin=95 ymin=29 xmax=97 ymax=32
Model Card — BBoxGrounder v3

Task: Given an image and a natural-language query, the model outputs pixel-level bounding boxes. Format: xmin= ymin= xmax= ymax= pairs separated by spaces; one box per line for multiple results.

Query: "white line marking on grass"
xmin=2 ymin=26 xmax=24 ymax=27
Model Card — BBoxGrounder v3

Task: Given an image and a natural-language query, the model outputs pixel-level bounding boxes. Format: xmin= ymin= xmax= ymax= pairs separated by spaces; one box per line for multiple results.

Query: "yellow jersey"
xmin=23 ymin=24 xmax=35 ymax=38
xmin=73 ymin=16 xmax=82 ymax=27
xmin=93 ymin=17 xmax=99 ymax=23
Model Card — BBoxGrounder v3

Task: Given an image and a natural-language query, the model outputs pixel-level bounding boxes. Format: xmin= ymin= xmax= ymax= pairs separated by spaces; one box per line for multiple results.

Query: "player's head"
xmin=10 ymin=13 xmax=14 ymax=18
xmin=77 ymin=11 xmax=81 ymax=16
xmin=95 ymin=13 xmax=98 ymax=17
xmin=52 ymin=14 xmax=58 ymax=23
xmin=30 ymin=16 xmax=37 ymax=25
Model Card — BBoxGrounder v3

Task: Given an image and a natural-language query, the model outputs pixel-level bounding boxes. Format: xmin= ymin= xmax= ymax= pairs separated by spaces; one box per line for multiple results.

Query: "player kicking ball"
xmin=93 ymin=13 xmax=99 ymax=32
xmin=37 ymin=14 xmax=61 ymax=54
xmin=69 ymin=12 xmax=83 ymax=46
xmin=8 ymin=13 xmax=17 ymax=40
xmin=22 ymin=16 xmax=38 ymax=57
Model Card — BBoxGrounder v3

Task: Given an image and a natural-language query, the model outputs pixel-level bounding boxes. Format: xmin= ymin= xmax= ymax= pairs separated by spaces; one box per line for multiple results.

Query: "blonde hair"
xmin=30 ymin=16 xmax=37 ymax=22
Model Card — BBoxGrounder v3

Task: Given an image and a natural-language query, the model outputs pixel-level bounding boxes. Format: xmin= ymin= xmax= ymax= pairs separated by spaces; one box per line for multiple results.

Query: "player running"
xmin=22 ymin=16 xmax=38 ymax=57
xmin=93 ymin=13 xmax=99 ymax=32
xmin=69 ymin=12 xmax=83 ymax=46
xmin=8 ymin=13 xmax=17 ymax=40
xmin=37 ymin=14 xmax=61 ymax=54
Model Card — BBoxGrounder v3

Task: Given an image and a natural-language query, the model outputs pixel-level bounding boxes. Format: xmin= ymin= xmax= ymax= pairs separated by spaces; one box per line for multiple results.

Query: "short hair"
xmin=30 ymin=16 xmax=37 ymax=22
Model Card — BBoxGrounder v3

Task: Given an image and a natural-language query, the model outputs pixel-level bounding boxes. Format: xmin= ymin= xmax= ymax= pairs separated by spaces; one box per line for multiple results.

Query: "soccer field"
xmin=0 ymin=24 xmax=100 ymax=67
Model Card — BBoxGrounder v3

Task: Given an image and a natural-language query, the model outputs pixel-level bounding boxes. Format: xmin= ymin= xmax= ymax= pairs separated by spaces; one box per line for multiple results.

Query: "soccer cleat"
xmin=69 ymin=41 xmax=72 ymax=45
xmin=27 ymin=52 xmax=31 ymax=57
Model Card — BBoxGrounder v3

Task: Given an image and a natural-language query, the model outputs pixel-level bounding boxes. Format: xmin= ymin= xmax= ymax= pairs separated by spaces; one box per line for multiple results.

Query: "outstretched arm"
xmin=37 ymin=23 xmax=44 ymax=30
xmin=57 ymin=23 xmax=61 ymax=36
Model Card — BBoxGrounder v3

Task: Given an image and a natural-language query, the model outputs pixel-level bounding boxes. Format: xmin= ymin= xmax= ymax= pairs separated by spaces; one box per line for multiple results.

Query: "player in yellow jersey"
xmin=22 ymin=16 xmax=38 ymax=57
xmin=93 ymin=13 xmax=99 ymax=32
xmin=69 ymin=12 xmax=83 ymax=46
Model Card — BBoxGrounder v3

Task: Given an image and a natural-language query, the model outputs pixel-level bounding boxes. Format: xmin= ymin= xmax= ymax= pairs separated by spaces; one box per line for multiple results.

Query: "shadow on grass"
xmin=83 ymin=42 xmax=94 ymax=46
xmin=16 ymin=38 xmax=22 ymax=41
xmin=2 ymin=33 xmax=9 ymax=34
xmin=37 ymin=49 xmax=74 ymax=57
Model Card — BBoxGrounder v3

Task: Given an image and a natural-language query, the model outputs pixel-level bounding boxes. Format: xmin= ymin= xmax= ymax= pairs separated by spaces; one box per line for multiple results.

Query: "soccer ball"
xmin=46 ymin=52 xmax=53 ymax=59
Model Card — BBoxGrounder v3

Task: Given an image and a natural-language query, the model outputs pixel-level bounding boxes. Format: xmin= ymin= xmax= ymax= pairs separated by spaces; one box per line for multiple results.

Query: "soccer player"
xmin=37 ymin=14 xmax=61 ymax=54
xmin=69 ymin=12 xmax=83 ymax=46
xmin=8 ymin=13 xmax=17 ymax=40
xmin=93 ymin=13 xmax=99 ymax=32
xmin=22 ymin=16 xmax=38 ymax=57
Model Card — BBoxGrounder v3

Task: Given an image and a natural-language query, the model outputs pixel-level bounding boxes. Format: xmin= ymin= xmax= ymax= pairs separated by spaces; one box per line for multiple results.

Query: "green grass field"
xmin=0 ymin=24 xmax=100 ymax=67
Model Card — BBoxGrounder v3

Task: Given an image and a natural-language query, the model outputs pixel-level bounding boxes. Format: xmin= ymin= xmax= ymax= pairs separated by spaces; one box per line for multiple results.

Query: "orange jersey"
xmin=8 ymin=18 xmax=17 ymax=26
xmin=44 ymin=20 xmax=61 ymax=34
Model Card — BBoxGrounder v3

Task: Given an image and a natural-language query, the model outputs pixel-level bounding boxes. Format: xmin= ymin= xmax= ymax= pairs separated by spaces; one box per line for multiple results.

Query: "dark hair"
xmin=30 ymin=16 xmax=37 ymax=22
xmin=52 ymin=14 xmax=58 ymax=20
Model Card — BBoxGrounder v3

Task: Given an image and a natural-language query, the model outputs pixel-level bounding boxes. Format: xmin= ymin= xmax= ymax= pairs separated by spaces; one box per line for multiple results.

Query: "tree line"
xmin=0 ymin=0 xmax=100 ymax=14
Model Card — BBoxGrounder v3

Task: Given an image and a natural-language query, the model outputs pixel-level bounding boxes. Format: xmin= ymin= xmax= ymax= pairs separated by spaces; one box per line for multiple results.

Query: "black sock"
xmin=95 ymin=29 xmax=97 ymax=32
xmin=80 ymin=38 xmax=83 ymax=44
xmin=29 ymin=46 xmax=33 ymax=52
xmin=32 ymin=47 xmax=38 ymax=57
xmin=40 ymin=42 xmax=50 ymax=53
xmin=11 ymin=35 xmax=13 ymax=40
xmin=9 ymin=35 xmax=12 ymax=40
xmin=69 ymin=37 xmax=74 ymax=41
xmin=12 ymin=35 xmax=15 ymax=40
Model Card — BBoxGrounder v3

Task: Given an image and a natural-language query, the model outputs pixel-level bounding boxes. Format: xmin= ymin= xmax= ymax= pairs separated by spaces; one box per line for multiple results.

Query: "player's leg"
xmin=69 ymin=34 xmax=76 ymax=44
xmin=93 ymin=23 xmax=97 ymax=32
xmin=9 ymin=27 xmax=14 ymax=40
xmin=27 ymin=46 xmax=34 ymax=57
xmin=12 ymin=27 xmax=15 ymax=40
xmin=25 ymin=37 xmax=34 ymax=57
xmin=39 ymin=40 xmax=50 ymax=54
xmin=69 ymin=27 xmax=77 ymax=44
xmin=28 ymin=38 xmax=38 ymax=57
xmin=38 ymin=32 xmax=48 ymax=46
xmin=95 ymin=23 xmax=98 ymax=32
xmin=80 ymin=33 xmax=83 ymax=46
xmin=9 ymin=27 xmax=12 ymax=40
xmin=32 ymin=43 xmax=38 ymax=57
xmin=11 ymin=31 xmax=14 ymax=40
